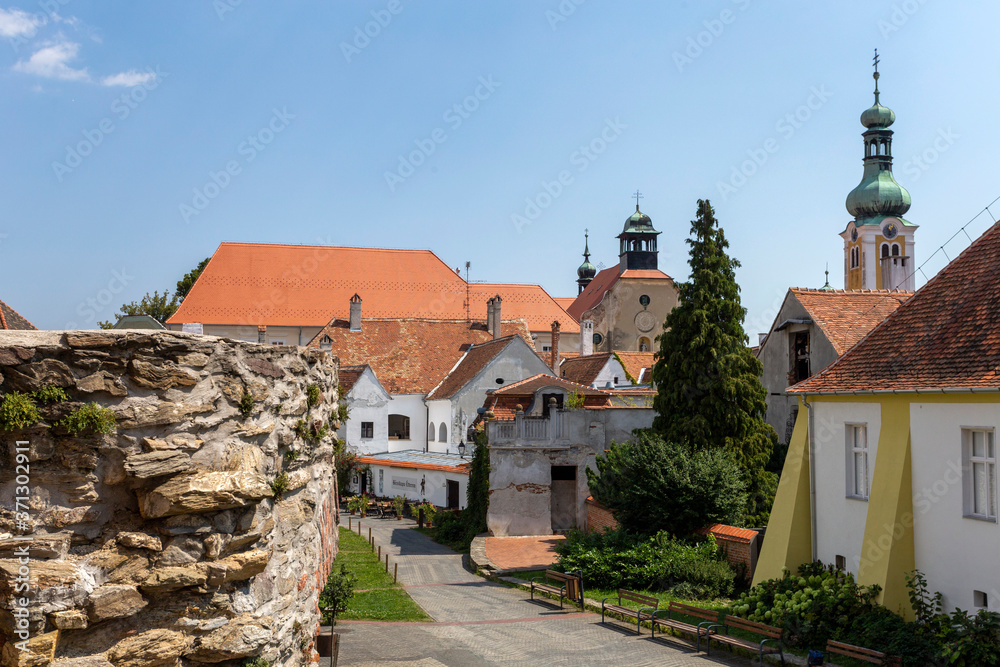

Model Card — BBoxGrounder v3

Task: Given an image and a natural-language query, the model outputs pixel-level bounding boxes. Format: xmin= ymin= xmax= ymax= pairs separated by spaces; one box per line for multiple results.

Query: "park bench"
xmin=529 ymin=569 xmax=584 ymax=611
xmin=706 ymin=615 xmax=784 ymax=666
xmin=650 ymin=601 xmax=721 ymax=651
xmin=600 ymin=589 xmax=659 ymax=635
xmin=826 ymin=639 xmax=901 ymax=666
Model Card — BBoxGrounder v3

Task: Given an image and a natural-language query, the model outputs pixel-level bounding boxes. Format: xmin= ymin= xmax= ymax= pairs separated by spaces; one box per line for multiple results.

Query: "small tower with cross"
xmin=576 ymin=229 xmax=597 ymax=294
xmin=617 ymin=189 xmax=661 ymax=272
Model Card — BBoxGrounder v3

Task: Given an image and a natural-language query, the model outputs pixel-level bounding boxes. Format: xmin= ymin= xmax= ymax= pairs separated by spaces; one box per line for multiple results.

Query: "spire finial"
xmin=872 ymin=48 xmax=881 ymax=103
xmin=633 ymin=189 xmax=643 ymax=211
xmin=821 ymin=263 xmax=833 ymax=291
xmin=583 ymin=228 xmax=590 ymax=259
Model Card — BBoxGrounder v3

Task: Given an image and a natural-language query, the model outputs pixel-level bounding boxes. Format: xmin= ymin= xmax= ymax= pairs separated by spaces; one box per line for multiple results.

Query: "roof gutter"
xmin=791 ymin=387 xmax=1000 ymax=396
xmin=774 ymin=318 xmax=813 ymax=332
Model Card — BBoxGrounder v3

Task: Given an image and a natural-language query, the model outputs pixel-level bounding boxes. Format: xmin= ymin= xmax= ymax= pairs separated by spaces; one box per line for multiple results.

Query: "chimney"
xmin=486 ymin=297 xmax=495 ymax=336
xmin=550 ymin=320 xmax=560 ymax=370
xmin=493 ymin=294 xmax=502 ymax=340
xmin=349 ymin=293 xmax=362 ymax=332
xmin=257 ymin=325 xmax=266 ymax=344
xmin=580 ymin=319 xmax=594 ymax=356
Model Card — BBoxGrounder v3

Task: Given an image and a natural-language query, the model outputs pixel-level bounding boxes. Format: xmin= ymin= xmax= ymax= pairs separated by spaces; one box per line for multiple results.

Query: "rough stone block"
xmin=138 ymin=472 xmax=272 ymax=519
xmin=116 ymin=532 xmax=162 ymax=551
xmin=216 ymin=549 xmax=270 ymax=583
xmin=124 ymin=451 xmax=191 ymax=480
xmin=105 ymin=628 xmax=189 ymax=667
xmin=140 ymin=566 xmax=207 ymax=593
xmin=128 ymin=358 xmax=199 ymax=390
xmin=49 ymin=609 xmax=88 ymax=630
xmin=186 ymin=614 xmax=273 ymax=662
xmin=86 ymin=585 xmax=147 ymax=623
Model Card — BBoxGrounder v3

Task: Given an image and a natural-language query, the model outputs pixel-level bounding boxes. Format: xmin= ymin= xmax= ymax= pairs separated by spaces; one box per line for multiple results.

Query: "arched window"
xmin=439 ymin=423 xmax=447 ymax=443
xmin=638 ymin=337 xmax=650 ymax=352
xmin=881 ymin=243 xmax=890 ymax=259
xmin=388 ymin=414 xmax=410 ymax=440
xmin=428 ymin=422 xmax=435 ymax=441
xmin=891 ymin=244 xmax=900 ymax=256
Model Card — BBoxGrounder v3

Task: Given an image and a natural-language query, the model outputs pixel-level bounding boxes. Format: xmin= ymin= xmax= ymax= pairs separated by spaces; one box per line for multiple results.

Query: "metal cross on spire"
xmin=633 ymin=189 xmax=643 ymax=210
xmin=872 ymin=48 xmax=881 ymax=101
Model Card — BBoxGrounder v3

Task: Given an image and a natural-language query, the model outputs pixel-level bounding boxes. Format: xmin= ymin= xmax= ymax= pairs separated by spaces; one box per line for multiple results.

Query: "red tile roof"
xmin=566 ymin=268 xmax=674 ymax=321
xmin=307 ymin=318 xmax=531 ymax=395
xmin=559 ymin=353 xmax=613 ymax=385
xmin=167 ymin=242 xmax=577 ymax=333
xmin=490 ymin=373 xmax=611 ymax=397
xmin=337 ymin=365 xmax=367 ymax=394
xmin=553 ymin=297 xmax=576 ymax=311
xmin=426 ymin=335 xmax=538 ymax=400
xmin=0 ymin=299 xmax=37 ymax=330
xmin=697 ymin=523 xmax=758 ymax=544
xmin=790 ymin=288 xmax=912 ymax=356
xmin=483 ymin=373 xmax=612 ymax=420
xmin=790 ymin=220 xmax=1000 ymax=393
xmin=614 ymin=351 xmax=656 ymax=384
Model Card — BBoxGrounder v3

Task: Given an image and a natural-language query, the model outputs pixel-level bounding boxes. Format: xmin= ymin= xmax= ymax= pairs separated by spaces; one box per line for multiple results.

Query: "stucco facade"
xmin=338 ymin=366 xmax=392 ymax=456
xmin=584 ymin=276 xmax=677 ymax=354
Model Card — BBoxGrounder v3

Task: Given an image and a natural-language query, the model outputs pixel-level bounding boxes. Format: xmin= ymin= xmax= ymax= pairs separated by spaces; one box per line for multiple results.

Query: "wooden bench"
xmin=529 ymin=569 xmax=583 ymax=611
xmin=650 ymin=601 xmax=721 ymax=651
xmin=706 ymin=615 xmax=784 ymax=666
xmin=826 ymin=639 xmax=901 ymax=666
xmin=600 ymin=589 xmax=659 ymax=635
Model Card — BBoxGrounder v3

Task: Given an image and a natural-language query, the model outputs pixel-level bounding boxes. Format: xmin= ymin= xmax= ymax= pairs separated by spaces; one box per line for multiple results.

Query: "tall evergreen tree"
xmin=651 ymin=199 xmax=776 ymax=524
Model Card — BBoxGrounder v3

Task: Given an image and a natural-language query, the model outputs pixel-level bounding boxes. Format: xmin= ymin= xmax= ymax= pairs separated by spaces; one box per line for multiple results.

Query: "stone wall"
xmin=0 ymin=331 xmax=339 ymax=667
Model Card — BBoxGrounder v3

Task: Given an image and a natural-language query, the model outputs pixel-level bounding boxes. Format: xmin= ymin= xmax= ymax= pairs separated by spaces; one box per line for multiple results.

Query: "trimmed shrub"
xmin=0 ymin=392 xmax=40 ymax=431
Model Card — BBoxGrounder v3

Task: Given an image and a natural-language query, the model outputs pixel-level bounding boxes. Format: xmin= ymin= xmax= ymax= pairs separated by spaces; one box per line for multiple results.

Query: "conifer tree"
xmin=651 ymin=199 xmax=776 ymax=524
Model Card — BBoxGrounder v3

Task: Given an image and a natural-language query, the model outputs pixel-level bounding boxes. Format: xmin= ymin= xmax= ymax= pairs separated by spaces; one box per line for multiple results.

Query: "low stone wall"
xmin=584 ymin=497 xmax=618 ymax=533
xmin=0 ymin=331 xmax=339 ymax=667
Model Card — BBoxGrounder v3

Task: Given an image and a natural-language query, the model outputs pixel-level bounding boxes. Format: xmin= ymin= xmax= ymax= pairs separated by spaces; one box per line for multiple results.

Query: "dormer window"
xmin=320 ymin=335 xmax=332 ymax=351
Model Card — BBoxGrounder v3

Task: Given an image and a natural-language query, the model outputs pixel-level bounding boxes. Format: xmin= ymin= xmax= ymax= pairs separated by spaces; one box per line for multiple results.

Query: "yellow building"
xmin=755 ymin=220 xmax=1000 ymax=618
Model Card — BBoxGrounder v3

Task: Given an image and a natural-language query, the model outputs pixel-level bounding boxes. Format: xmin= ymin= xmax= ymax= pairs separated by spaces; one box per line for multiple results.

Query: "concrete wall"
xmin=910 ymin=402 xmax=1000 ymax=613
xmin=758 ymin=294 xmax=839 ymax=444
xmin=339 ymin=369 xmax=390 ymax=456
xmin=583 ymin=277 xmax=677 ymax=354
xmin=0 ymin=330 xmax=339 ymax=667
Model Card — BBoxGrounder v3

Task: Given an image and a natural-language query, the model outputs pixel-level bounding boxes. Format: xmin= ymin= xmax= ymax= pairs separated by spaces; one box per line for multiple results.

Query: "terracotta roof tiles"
xmin=790 ymin=288 xmax=912 ymax=356
xmin=426 ymin=335 xmax=533 ymax=400
xmin=790 ymin=220 xmax=1000 ymax=393
xmin=559 ymin=353 xmax=613 ymax=385
xmin=614 ymin=351 xmax=656 ymax=384
xmin=0 ymin=299 xmax=37 ymax=330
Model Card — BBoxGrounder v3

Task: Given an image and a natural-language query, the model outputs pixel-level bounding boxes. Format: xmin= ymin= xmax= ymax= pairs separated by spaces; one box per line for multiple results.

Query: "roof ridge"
xmin=0 ymin=298 xmax=36 ymax=330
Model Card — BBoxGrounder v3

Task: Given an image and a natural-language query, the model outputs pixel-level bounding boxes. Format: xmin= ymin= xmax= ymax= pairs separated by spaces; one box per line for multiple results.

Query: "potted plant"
xmin=346 ymin=496 xmax=360 ymax=515
xmin=358 ymin=494 xmax=370 ymax=518
xmin=392 ymin=495 xmax=405 ymax=520
xmin=417 ymin=502 xmax=436 ymax=528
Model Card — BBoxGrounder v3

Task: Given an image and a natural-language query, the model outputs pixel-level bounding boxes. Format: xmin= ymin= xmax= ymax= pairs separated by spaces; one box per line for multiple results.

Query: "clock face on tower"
xmin=883 ymin=221 xmax=899 ymax=240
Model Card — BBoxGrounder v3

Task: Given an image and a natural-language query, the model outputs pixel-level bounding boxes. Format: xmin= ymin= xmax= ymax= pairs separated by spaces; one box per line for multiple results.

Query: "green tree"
xmin=650 ymin=199 xmax=777 ymax=525
xmin=586 ymin=430 xmax=746 ymax=537
xmin=461 ymin=426 xmax=490 ymax=543
xmin=98 ymin=290 xmax=178 ymax=329
xmin=175 ymin=257 xmax=210 ymax=301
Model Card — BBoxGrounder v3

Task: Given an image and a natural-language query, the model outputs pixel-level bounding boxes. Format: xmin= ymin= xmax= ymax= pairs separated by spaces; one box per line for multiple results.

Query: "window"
xmin=964 ymin=429 xmax=996 ymax=520
xmin=790 ymin=331 xmax=810 ymax=384
xmin=975 ymin=590 xmax=989 ymax=609
xmin=542 ymin=345 xmax=552 ymax=352
xmin=360 ymin=421 xmax=373 ymax=439
xmin=846 ymin=424 xmax=869 ymax=500
xmin=428 ymin=422 xmax=435 ymax=441
xmin=320 ymin=335 xmax=332 ymax=351
xmin=835 ymin=555 xmax=846 ymax=571
xmin=388 ymin=414 xmax=410 ymax=440
xmin=439 ymin=423 xmax=447 ymax=443
xmin=881 ymin=243 xmax=890 ymax=259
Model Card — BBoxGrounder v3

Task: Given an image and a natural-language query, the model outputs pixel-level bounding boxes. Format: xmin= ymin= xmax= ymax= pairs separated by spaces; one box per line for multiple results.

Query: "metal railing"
xmin=488 ymin=412 xmax=567 ymax=445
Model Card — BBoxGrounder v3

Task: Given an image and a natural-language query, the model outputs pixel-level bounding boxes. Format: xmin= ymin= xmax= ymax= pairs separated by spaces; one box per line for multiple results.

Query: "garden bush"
xmin=554 ymin=528 xmax=735 ymax=599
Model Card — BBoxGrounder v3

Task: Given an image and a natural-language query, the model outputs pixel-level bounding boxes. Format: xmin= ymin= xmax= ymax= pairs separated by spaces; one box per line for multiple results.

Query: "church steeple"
xmin=841 ymin=51 xmax=918 ymax=292
xmin=617 ymin=190 xmax=660 ymax=273
xmin=576 ymin=230 xmax=597 ymax=294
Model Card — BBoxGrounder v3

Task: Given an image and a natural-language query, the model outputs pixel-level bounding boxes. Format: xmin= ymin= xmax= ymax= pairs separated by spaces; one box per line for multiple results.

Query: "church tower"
xmin=841 ymin=52 xmax=917 ymax=291
xmin=576 ymin=231 xmax=597 ymax=294
xmin=618 ymin=191 xmax=661 ymax=272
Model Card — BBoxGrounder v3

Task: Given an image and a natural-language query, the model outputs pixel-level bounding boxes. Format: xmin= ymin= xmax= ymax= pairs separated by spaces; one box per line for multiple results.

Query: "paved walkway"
xmin=483 ymin=535 xmax=565 ymax=571
xmin=326 ymin=516 xmax=760 ymax=666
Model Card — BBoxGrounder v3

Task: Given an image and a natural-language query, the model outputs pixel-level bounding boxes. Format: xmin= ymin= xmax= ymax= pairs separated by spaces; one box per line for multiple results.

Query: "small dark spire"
xmin=873 ymin=48 xmax=881 ymax=103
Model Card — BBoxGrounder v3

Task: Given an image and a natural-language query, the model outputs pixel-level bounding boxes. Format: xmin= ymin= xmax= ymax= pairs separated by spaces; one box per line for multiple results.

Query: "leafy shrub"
xmin=306 ymin=384 xmax=321 ymax=410
xmin=241 ymin=658 xmax=269 ymax=667
xmin=0 ymin=392 xmax=40 ymax=431
xmin=60 ymin=402 xmax=116 ymax=436
xmin=554 ymin=528 xmax=735 ymax=599
xmin=320 ymin=563 xmax=357 ymax=625
xmin=565 ymin=389 xmax=585 ymax=409
xmin=432 ymin=509 xmax=465 ymax=545
xmin=295 ymin=418 xmax=328 ymax=444
xmin=239 ymin=391 xmax=255 ymax=419
xmin=33 ymin=385 xmax=68 ymax=405
xmin=271 ymin=473 xmax=290 ymax=500
xmin=587 ymin=430 xmax=746 ymax=537
xmin=336 ymin=402 xmax=350 ymax=423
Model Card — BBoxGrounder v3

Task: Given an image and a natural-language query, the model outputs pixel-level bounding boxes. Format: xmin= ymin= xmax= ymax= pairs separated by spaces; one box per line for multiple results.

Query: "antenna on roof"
xmin=465 ymin=261 xmax=471 ymax=322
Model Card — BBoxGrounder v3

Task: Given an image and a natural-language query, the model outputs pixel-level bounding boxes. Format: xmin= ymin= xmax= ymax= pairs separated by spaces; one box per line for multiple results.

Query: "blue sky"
xmin=2 ymin=1 xmax=998 ymax=335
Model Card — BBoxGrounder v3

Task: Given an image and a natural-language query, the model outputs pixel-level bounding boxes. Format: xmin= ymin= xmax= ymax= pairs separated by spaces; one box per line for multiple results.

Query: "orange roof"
xmin=697 ymin=523 xmax=758 ymax=544
xmin=426 ymin=335 xmax=538 ymax=400
xmin=483 ymin=373 xmax=611 ymax=420
xmin=0 ymin=299 xmax=36 ymax=330
xmin=356 ymin=456 xmax=470 ymax=474
xmin=789 ymin=288 xmax=912 ymax=355
xmin=469 ymin=284 xmax=579 ymax=333
xmin=167 ymin=242 xmax=577 ymax=333
xmin=490 ymin=373 xmax=610 ymax=397
xmin=337 ymin=365 xmax=367 ymax=394
xmin=614 ymin=351 xmax=656 ymax=384
xmin=790 ymin=220 xmax=1000 ymax=394
xmin=559 ymin=353 xmax=613 ymax=385
xmin=307 ymin=318 xmax=531 ymax=394
xmin=553 ymin=297 xmax=576 ymax=311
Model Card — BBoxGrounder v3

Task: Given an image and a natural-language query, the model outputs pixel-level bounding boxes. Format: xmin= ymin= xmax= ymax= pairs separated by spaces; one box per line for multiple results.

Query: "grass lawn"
xmin=328 ymin=527 xmax=431 ymax=623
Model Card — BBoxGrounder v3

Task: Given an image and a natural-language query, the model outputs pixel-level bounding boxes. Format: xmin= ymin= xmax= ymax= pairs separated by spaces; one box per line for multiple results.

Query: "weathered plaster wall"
xmin=584 ymin=278 xmax=677 ymax=354
xmin=0 ymin=330 xmax=339 ymax=667
xmin=339 ymin=369 xmax=390 ymax=456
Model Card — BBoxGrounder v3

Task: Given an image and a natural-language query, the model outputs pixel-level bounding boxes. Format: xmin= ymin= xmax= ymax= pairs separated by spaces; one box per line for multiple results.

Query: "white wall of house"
xmin=358 ymin=465 xmax=468 ymax=509
xmin=590 ymin=357 xmax=628 ymax=388
xmin=812 ymin=401 xmax=882 ymax=575
xmin=387 ymin=393 xmax=428 ymax=453
xmin=426 ymin=399 xmax=453 ymax=454
xmin=338 ymin=369 xmax=391 ymax=456
xmin=910 ymin=402 xmax=1000 ymax=613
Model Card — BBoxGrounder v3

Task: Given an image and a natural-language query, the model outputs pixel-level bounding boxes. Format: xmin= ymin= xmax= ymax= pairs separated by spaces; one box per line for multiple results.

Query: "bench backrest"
xmin=826 ymin=640 xmax=896 ymax=665
xmin=723 ymin=615 xmax=781 ymax=639
xmin=617 ymin=589 xmax=659 ymax=608
xmin=668 ymin=601 xmax=719 ymax=623
xmin=544 ymin=570 xmax=577 ymax=583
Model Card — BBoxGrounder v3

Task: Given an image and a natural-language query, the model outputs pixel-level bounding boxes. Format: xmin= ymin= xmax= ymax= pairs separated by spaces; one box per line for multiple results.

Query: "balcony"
xmin=488 ymin=412 xmax=568 ymax=447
